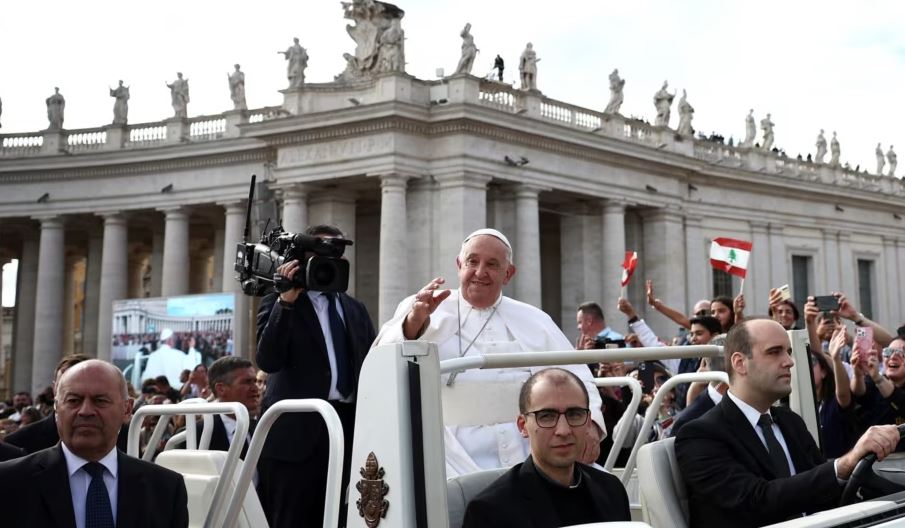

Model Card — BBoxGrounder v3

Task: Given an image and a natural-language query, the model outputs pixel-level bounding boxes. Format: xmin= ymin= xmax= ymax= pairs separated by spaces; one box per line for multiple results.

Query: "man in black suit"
xmin=463 ymin=368 xmax=630 ymax=527
xmin=256 ymin=224 xmax=376 ymax=527
xmin=206 ymin=356 xmax=260 ymax=455
xmin=676 ymin=318 xmax=900 ymax=527
xmin=0 ymin=359 xmax=188 ymax=527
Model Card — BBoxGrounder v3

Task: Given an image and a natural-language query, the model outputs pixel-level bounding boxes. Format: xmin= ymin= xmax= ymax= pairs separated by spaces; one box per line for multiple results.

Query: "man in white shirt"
xmin=0 ymin=359 xmax=187 ymax=528
xmin=374 ymin=228 xmax=605 ymax=477
xmin=675 ymin=318 xmax=900 ymax=527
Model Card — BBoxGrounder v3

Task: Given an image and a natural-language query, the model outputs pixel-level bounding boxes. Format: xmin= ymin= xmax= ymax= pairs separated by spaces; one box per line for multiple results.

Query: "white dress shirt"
xmin=726 ymin=390 xmax=796 ymax=476
xmin=307 ymin=290 xmax=350 ymax=402
xmin=61 ymin=443 xmax=119 ymax=528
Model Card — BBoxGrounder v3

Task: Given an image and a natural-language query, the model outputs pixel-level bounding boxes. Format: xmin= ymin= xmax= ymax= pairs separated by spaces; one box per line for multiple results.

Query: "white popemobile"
xmin=132 ymin=330 xmax=905 ymax=527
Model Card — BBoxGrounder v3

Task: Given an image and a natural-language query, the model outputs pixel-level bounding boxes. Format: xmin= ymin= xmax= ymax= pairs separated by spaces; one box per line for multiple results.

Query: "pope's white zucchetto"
xmin=462 ymin=228 xmax=512 ymax=251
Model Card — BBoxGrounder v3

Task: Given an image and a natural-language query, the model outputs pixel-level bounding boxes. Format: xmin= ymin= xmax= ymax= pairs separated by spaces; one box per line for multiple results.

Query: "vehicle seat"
xmin=155 ymin=449 xmax=268 ymax=528
xmin=637 ymin=437 xmax=688 ymax=528
xmin=446 ymin=467 xmax=509 ymax=528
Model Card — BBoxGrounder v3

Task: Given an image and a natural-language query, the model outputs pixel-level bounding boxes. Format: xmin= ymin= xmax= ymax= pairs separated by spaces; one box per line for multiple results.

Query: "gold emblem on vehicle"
xmin=356 ymin=451 xmax=389 ymax=527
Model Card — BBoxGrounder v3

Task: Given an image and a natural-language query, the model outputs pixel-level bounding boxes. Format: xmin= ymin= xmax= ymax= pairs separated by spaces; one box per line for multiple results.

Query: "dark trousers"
xmin=257 ymin=401 xmax=356 ymax=528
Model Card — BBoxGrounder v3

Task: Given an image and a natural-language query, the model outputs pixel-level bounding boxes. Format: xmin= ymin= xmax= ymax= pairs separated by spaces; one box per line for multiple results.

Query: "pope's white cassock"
xmin=375 ymin=288 xmax=606 ymax=477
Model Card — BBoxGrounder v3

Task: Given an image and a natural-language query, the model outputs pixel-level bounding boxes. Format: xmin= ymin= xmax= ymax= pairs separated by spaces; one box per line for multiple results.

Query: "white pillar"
xmin=81 ymin=231 xmax=102 ymax=357
xmin=514 ymin=185 xmax=542 ymax=307
xmin=434 ymin=172 xmax=490 ymax=284
xmin=12 ymin=234 xmax=38 ymax=392
xmin=213 ymin=228 xmax=225 ymax=290
xmin=580 ymin=208 xmax=602 ymax=310
xmin=96 ymin=213 xmax=128 ymax=362
xmin=642 ymin=209 xmax=687 ymax=339
xmin=149 ymin=230 xmax=163 ymax=297
xmin=281 ymin=184 xmax=309 ymax=233
xmin=749 ymin=222 xmax=771 ymax=315
xmin=601 ymin=200 xmax=626 ymax=316
xmin=161 ymin=208 xmax=190 ymax=297
xmin=684 ymin=217 xmax=708 ymax=309
xmin=378 ymin=174 xmax=409 ymax=324
xmin=559 ymin=214 xmax=585 ymax=344
xmin=222 ymin=202 xmax=250 ymax=358
xmin=32 ymin=217 xmax=65 ymax=394
xmin=62 ymin=255 xmax=78 ymax=357
xmin=406 ymin=177 xmax=434 ymax=292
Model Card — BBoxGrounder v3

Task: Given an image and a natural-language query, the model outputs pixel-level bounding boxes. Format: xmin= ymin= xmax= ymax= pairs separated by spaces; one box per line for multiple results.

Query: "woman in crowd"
xmin=813 ymin=327 xmax=857 ymax=457
xmin=710 ymin=295 xmax=736 ymax=333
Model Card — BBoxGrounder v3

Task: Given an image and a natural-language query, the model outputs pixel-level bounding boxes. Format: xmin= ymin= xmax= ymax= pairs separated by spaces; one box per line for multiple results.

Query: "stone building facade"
xmin=2 ymin=73 xmax=905 ymax=395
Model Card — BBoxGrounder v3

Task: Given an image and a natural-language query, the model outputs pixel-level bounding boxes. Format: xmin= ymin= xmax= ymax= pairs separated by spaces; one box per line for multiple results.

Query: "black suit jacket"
xmin=462 ymin=457 xmax=631 ymax=527
xmin=669 ymin=389 xmax=716 ymax=438
xmin=0 ymin=445 xmax=188 ymax=528
xmin=256 ymin=291 xmax=375 ymax=462
xmin=6 ymin=413 xmax=130 ymax=454
xmin=0 ymin=441 xmax=25 ymax=461
xmin=207 ymin=414 xmax=257 ymax=458
xmin=675 ymin=396 xmax=840 ymax=527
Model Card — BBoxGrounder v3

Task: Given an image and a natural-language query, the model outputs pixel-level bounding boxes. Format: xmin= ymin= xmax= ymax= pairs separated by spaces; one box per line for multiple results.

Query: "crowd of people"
xmin=2 ymin=223 xmax=904 ymax=527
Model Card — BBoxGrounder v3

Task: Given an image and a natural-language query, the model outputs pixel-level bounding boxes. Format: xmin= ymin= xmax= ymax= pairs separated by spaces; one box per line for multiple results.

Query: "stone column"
xmin=768 ymin=224 xmax=786 ymax=286
xmin=514 ymin=185 xmax=542 ymax=307
xmin=212 ymin=228 xmax=225 ymax=290
xmin=838 ymin=232 xmax=856 ymax=297
xmin=222 ymin=202 xmax=250 ymax=358
xmin=642 ymin=208 xmax=687 ymax=338
xmin=406 ymin=177 xmax=434 ymax=292
xmin=281 ymin=184 xmax=309 ymax=233
xmin=160 ymin=208 xmax=190 ymax=297
xmin=81 ymin=231 xmax=103 ymax=357
xmin=684 ymin=217 xmax=708 ymax=309
xmin=822 ymin=229 xmax=840 ymax=294
xmin=434 ymin=172 xmax=490 ymax=285
xmin=62 ymin=255 xmax=78 ymax=357
xmin=488 ymin=186 xmax=516 ymax=298
xmin=601 ymin=200 xmax=626 ymax=317
xmin=190 ymin=247 xmax=212 ymax=294
xmin=12 ymin=234 xmax=38 ymax=392
xmin=31 ymin=217 xmax=65 ymax=394
xmin=96 ymin=213 xmax=128 ymax=362
xmin=149 ymin=230 xmax=164 ymax=297
xmin=377 ymin=174 xmax=409 ymax=324
xmin=749 ymin=222 xmax=771 ymax=315
xmin=559 ymin=214 xmax=585 ymax=344
xmin=127 ymin=254 xmax=146 ymax=299
xmin=883 ymin=237 xmax=900 ymax=327
xmin=580 ymin=209 xmax=602 ymax=311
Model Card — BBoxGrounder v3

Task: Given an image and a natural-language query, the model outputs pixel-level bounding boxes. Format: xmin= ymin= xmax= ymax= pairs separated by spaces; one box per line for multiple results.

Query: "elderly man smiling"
xmin=375 ymin=228 xmax=605 ymax=476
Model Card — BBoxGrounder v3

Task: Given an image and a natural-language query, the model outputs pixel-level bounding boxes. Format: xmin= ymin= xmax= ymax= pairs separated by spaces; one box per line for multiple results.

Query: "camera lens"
xmin=310 ymin=261 xmax=336 ymax=287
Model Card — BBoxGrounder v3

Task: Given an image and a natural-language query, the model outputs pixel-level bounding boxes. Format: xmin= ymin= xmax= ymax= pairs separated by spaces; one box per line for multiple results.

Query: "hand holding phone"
xmin=853 ymin=327 xmax=874 ymax=367
xmin=813 ymin=295 xmax=840 ymax=313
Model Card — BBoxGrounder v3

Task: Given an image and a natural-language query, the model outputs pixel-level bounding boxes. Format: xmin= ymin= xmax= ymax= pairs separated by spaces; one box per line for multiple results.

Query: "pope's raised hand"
xmin=403 ymin=278 xmax=452 ymax=339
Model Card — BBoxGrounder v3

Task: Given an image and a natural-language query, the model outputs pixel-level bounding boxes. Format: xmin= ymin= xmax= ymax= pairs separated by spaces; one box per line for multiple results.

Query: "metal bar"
xmin=592 ymin=376 xmax=643 ymax=471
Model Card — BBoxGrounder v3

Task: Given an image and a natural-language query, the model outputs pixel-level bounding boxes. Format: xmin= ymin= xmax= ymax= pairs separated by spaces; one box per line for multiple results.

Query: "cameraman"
xmin=255 ymin=224 xmax=376 ymax=528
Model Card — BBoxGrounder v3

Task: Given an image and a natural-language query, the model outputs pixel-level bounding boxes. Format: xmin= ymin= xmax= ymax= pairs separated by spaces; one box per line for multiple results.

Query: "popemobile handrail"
xmin=220 ymin=399 xmax=345 ymax=528
xmin=128 ymin=401 xmax=248 ymax=528
xmin=621 ymin=371 xmax=729 ymax=486
xmin=160 ymin=397 xmax=215 ymax=452
xmin=592 ymin=376 xmax=643 ymax=472
xmin=439 ymin=345 xmax=724 ymax=375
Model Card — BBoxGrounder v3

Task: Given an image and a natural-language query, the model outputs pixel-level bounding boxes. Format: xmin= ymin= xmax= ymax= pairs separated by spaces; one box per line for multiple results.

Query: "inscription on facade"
xmin=278 ymin=134 xmax=393 ymax=167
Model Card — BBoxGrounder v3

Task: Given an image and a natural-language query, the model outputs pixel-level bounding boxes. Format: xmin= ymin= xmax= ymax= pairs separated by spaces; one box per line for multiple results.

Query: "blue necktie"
xmin=83 ymin=462 xmax=114 ymax=528
xmin=323 ymin=292 xmax=352 ymax=397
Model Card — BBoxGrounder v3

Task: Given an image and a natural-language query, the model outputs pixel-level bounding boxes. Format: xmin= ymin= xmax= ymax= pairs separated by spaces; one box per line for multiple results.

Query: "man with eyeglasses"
xmin=462 ymin=368 xmax=630 ymax=527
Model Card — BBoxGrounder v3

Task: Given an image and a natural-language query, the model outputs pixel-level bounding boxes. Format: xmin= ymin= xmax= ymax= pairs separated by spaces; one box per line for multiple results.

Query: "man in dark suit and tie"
xmin=0 ymin=359 xmax=188 ymax=527
xmin=463 ymin=368 xmax=630 ymax=527
xmin=676 ymin=318 xmax=900 ymax=527
xmin=206 ymin=356 xmax=260 ymax=455
xmin=256 ymin=224 xmax=376 ymax=527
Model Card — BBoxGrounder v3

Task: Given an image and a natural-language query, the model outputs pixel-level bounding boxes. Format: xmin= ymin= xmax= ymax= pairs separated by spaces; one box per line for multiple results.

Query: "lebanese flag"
xmin=710 ymin=237 xmax=753 ymax=278
xmin=621 ymin=251 xmax=638 ymax=287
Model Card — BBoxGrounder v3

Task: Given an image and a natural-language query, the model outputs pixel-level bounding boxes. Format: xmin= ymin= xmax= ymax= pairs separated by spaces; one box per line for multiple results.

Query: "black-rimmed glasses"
xmin=524 ymin=407 xmax=590 ymax=428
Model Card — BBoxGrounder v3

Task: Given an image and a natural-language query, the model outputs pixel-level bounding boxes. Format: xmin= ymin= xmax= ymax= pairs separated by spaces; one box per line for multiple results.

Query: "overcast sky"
xmin=3 ymin=0 xmax=905 ymax=306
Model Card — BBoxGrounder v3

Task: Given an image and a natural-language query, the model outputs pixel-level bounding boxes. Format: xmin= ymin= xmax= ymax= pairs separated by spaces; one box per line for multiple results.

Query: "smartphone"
xmin=778 ymin=284 xmax=791 ymax=301
xmin=854 ymin=327 xmax=874 ymax=367
xmin=813 ymin=295 xmax=839 ymax=312
xmin=639 ymin=362 xmax=657 ymax=394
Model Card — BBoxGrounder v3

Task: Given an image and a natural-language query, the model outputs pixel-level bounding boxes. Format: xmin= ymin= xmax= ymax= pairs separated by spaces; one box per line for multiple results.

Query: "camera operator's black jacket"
xmin=255 ymin=291 xmax=376 ymax=463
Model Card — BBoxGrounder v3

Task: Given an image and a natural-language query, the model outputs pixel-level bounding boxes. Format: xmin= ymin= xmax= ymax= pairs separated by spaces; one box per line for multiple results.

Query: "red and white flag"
xmin=710 ymin=237 xmax=753 ymax=278
xmin=621 ymin=251 xmax=638 ymax=287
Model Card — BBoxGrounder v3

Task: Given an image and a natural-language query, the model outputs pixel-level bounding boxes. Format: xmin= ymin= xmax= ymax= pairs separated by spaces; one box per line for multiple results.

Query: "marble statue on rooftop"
xmin=676 ymin=89 xmax=694 ymax=137
xmin=815 ymin=129 xmax=827 ymax=163
xmin=830 ymin=131 xmax=841 ymax=166
xmin=336 ymin=0 xmax=406 ymax=82
xmin=652 ymin=81 xmax=674 ymax=127
xmin=109 ymin=80 xmax=130 ymax=125
xmin=603 ymin=68 xmax=625 ymax=114
xmin=876 ymin=143 xmax=886 ymax=175
xmin=166 ymin=73 xmax=190 ymax=119
xmin=279 ymin=38 xmax=308 ymax=89
xmin=760 ymin=113 xmax=774 ymax=151
xmin=228 ymin=64 xmax=247 ymax=110
xmin=888 ymin=146 xmax=897 ymax=177
xmin=46 ymin=87 xmax=65 ymax=130
xmin=519 ymin=43 xmax=538 ymax=91
xmin=455 ymin=23 xmax=477 ymax=75
xmin=741 ymin=109 xmax=755 ymax=147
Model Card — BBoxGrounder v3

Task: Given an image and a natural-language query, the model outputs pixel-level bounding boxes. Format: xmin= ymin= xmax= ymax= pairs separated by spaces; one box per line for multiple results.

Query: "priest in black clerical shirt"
xmin=463 ymin=368 xmax=631 ymax=527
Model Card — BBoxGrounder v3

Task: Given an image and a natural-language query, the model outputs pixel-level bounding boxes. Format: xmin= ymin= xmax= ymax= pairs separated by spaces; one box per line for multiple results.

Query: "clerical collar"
xmin=533 ymin=458 xmax=582 ymax=489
